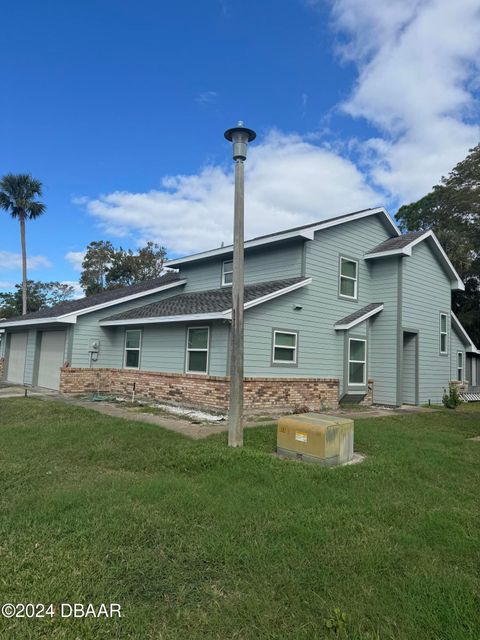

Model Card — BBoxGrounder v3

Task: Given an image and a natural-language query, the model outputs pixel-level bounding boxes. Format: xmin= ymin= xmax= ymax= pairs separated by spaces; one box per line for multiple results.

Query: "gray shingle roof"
xmin=366 ymin=230 xmax=428 ymax=255
xmin=101 ymin=277 xmax=308 ymax=322
xmin=0 ymin=273 xmax=182 ymax=324
xmin=335 ymin=303 xmax=384 ymax=328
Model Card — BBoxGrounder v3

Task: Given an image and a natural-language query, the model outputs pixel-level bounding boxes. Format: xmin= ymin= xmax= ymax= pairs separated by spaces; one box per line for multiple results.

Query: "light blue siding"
xmin=179 ymin=242 xmax=303 ymax=292
xmin=402 ymin=241 xmax=452 ymax=403
xmin=243 ymin=215 xmax=393 ymax=379
xmin=139 ymin=321 xmax=229 ymax=376
xmin=70 ymin=287 xmax=185 ymax=369
xmin=369 ymin=258 xmax=399 ymax=405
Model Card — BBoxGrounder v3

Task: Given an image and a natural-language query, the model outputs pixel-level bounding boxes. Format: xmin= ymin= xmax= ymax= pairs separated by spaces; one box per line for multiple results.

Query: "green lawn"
xmin=0 ymin=399 xmax=479 ymax=640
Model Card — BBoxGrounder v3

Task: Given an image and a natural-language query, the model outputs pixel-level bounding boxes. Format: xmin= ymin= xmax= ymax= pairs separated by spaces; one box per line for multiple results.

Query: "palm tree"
xmin=0 ymin=174 xmax=46 ymax=315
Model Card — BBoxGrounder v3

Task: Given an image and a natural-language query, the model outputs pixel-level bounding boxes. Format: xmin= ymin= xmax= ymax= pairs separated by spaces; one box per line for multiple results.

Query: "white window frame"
xmin=186 ymin=326 xmax=210 ymax=374
xmin=272 ymin=330 xmax=298 ymax=365
xmin=348 ymin=338 xmax=367 ymax=386
xmin=222 ymin=260 xmax=233 ymax=286
xmin=124 ymin=329 xmax=142 ymax=369
xmin=457 ymin=351 xmax=464 ymax=381
xmin=339 ymin=256 xmax=358 ymax=300
xmin=440 ymin=312 xmax=448 ymax=354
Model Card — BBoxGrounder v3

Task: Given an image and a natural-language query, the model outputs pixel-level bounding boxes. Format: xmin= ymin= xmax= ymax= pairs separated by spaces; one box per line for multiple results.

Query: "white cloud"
xmin=77 ymin=2 xmax=480 ymax=256
xmin=195 ymin=91 xmax=218 ymax=105
xmin=0 ymin=251 xmax=52 ymax=271
xmin=65 ymin=251 xmax=85 ymax=271
xmin=330 ymin=0 xmax=480 ymax=200
xmin=81 ymin=131 xmax=381 ymax=255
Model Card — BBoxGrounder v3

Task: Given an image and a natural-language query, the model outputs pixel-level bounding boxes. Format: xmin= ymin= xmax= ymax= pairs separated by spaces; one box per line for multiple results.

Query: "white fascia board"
xmin=364 ymin=248 xmax=411 ymax=259
xmin=0 ymin=316 xmax=77 ymax=328
xmin=99 ymin=278 xmax=313 ymax=326
xmin=99 ymin=312 xmax=225 ymax=326
xmin=242 ymin=278 xmax=312 ymax=311
xmin=335 ymin=304 xmax=384 ymax=330
xmin=58 ymin=279 xmax=187 ymax=321
xmin=166 ymin=208 xmax=399 ymax=267
xmin=451 ymin=311 xmax=477 ymax=350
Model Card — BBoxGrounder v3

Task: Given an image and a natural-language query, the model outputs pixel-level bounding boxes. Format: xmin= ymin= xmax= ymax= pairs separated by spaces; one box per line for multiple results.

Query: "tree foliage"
xmin=396 ymin=143 xmax=480 ymax=344
xmin=80 ymin=241 xmax=167 ymax=295
xmin=0 ymin=173 xmax=46 ymax=315
xmin=0 ymin=281 xmax=74 ymax=319
xmin=79 ymin=241 xmax=115 ymax=296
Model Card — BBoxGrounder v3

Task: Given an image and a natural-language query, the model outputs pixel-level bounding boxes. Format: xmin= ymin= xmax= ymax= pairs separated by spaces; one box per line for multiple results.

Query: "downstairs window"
xmin=348 ymin=338 xmax=366 ymax=385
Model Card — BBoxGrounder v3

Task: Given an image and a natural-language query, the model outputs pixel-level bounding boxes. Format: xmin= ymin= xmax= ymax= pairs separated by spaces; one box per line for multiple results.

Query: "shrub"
xmin=442 ymin=384 xmax=462 ymax=409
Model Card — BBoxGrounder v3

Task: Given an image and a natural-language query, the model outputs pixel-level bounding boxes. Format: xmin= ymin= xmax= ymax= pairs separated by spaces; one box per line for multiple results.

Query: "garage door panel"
xmin=7 ymin=333 xmax=28 ymax=384
xmin=37 ymin=331 xmax=66 ymax=390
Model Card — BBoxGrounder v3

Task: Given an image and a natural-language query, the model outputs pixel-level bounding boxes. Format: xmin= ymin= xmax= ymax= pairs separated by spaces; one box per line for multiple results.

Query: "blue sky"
xmin=1 ymin=0 xmax=479 ymax=294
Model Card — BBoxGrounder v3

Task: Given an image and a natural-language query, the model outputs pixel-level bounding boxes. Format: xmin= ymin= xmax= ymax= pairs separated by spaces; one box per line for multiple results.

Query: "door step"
xmin=340 ymin=392 xmax=366 ymax=405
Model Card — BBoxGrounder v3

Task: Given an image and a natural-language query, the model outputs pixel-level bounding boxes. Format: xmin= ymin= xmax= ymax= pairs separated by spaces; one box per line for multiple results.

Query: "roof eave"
xmin=99 ymin=312 xmax=226 ymax=326
xmin=335 ymin=304 xmax=384 ymax=330
xmin=0 ymin=316 xmax=77 ymax=328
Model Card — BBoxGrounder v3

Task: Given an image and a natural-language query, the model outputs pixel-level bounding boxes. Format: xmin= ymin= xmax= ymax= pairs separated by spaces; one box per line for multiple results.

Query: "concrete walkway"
xmin=0 ymin=383 xmax=437 ymax=439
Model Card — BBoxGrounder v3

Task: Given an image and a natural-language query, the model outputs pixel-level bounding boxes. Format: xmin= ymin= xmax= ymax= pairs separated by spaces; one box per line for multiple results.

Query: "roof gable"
xmin=365 ymin=229 xmax=464 ymax=291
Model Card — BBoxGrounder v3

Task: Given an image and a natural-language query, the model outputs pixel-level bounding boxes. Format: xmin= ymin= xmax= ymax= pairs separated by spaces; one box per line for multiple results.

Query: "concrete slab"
xmin=0 ymin=383 xmax=59 ymax=399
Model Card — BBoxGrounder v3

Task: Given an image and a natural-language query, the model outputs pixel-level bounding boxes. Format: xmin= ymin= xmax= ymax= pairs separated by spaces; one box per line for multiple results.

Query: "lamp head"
xmin=224 ymin=121 xmax=256 ymax=161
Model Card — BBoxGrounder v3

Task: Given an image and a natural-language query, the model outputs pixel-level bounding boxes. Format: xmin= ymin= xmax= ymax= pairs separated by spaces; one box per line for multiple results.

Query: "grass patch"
xmin=0 ymin=398 xmax=479 ymax=639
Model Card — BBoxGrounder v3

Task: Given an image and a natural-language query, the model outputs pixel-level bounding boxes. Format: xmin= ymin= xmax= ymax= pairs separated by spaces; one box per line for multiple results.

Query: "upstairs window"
xmin=440 ymin=313 xmax=448 ymax=354
xmin=339 ymin=257 xmax=358 ymax=300
xmin=222 ymin=260 xmax=233 ymax=286
xmin=457 ymin=351 xmax=464 ymax=381
xmin=124 ymin=329 xmax=142 ymax=369
xmin=348 ymin=338 xmax=366 ymax=385
xmin=272 ymin=330 xmax=298 ymax=364
xmin=186 ymin=327 xmax=209 ymax=374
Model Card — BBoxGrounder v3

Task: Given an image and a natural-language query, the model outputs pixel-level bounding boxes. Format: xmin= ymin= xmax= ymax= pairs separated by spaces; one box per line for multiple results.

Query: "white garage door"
xmin=37 ymin=331 xmax=66 ymax=390
xmin=7 ymin=332 xmax=28 ymax=384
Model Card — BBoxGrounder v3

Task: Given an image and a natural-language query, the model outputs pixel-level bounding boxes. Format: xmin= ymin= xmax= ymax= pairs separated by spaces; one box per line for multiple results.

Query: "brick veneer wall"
xmin=0 ymin=357 xmax=4 ymax=380
xmin=360 ymin=380 xmax=374 ymax=406
xmin=59 ymin=367 xmax=340 ymax=413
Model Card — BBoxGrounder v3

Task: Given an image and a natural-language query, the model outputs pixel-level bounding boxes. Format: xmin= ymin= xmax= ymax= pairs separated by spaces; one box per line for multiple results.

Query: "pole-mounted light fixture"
xmin=224 ymin=121 xmax=256 ymax=448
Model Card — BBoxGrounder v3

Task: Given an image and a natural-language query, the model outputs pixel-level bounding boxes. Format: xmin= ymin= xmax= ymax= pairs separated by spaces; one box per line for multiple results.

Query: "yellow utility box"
xmin=277 ymin=413 xmax=354 ymax=466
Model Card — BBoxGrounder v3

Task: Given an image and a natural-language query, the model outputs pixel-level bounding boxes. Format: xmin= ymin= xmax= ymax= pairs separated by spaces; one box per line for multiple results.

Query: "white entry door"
xmin=37 ymin=331 xmax=66 ymax=390
xmin=7 ymin=333 xmax=28 ymax=384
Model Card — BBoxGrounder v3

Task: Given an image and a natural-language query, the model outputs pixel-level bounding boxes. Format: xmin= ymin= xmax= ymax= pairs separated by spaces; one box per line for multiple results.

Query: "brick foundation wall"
xmin=59 ymin=367 xmax=339 ymax=413
xmin=0 ymin=357 xmax=4 ymax=381
xmin=449 ymin=380 xmax=469 ymax=393
xmin=360 ymin=380 xmax=374 ymax=406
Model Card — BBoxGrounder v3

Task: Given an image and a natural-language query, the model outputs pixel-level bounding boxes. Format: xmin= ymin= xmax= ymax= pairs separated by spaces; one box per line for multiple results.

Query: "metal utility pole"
xmin=224 ymin=122 xmax=256 ymax=447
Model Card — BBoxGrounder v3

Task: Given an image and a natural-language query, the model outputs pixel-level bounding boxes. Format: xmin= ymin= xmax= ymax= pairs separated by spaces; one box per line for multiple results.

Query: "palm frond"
xmin=27 ymin=201 xmax=46 ymax=219
xmin=0 ymin=173 xmax=45 ymax=219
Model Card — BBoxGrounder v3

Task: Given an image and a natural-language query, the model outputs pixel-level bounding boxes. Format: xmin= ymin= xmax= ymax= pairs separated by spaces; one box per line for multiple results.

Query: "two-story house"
xmin=0 ymin=207 xmax=477 ymax=412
